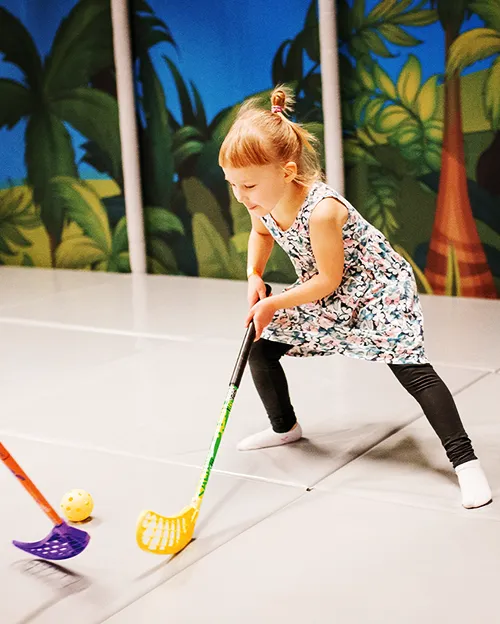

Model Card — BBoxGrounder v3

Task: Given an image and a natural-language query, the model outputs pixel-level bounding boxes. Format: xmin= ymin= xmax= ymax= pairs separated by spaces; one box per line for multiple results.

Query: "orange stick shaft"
xmin=0 ymin=442 xmax=63 ymax=525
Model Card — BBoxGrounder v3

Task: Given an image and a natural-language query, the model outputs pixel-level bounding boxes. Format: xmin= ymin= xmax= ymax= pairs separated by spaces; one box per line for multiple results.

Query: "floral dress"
xmin=260 ymin=181 xmax=428 ymax=365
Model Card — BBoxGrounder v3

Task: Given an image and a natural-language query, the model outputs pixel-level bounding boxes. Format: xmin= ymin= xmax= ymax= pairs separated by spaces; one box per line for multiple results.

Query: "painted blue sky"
xmin=0 ymin=0 xmax=493 ymax=187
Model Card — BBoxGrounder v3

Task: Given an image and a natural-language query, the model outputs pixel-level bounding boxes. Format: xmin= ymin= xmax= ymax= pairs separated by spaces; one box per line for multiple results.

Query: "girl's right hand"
xmin=247 ymin=273 xmax=267 ymax=307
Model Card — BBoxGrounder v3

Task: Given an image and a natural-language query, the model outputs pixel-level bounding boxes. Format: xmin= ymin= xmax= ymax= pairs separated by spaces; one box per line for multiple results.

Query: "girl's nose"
xmin=234 ymin=188 xmax=247 ymax=204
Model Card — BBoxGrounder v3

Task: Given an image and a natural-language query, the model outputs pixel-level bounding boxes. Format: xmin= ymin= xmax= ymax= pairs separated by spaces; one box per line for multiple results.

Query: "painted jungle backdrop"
xmin=0 ymin=0 xmax=499 ymax=298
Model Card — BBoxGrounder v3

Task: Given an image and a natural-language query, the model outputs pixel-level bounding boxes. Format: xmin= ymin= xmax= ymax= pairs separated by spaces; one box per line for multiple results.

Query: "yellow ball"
xmin=60 ymin=489 xmax=94 ymax=523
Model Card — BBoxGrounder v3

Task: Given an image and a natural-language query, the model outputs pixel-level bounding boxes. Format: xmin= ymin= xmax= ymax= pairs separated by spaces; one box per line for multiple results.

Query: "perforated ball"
xmin=60 ymin=489 xmax=94 ymax=523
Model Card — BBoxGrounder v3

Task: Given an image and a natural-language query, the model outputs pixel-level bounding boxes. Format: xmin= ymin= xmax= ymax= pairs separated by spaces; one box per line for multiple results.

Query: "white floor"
xmin=1 ymin=266 xmax=499 ymax=624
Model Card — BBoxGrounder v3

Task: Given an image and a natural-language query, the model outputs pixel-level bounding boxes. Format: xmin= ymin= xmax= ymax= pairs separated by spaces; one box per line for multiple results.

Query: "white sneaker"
xmin=237 ymin=423 xmax=303 ymax=451
xmin=455 ymin=460 xmax=492 ymax=509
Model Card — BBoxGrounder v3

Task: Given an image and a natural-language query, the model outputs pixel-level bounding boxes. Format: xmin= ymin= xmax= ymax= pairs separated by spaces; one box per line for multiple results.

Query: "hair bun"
xmin=270 ymin=84 xmax=295 ymax=115
xmin=271 ymin=90 xmax=286 ymax=109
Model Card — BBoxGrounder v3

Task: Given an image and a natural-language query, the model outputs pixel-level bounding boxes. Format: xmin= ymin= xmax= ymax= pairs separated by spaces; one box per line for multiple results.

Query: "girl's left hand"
xmin=245 ymin=297 xmax=277 ymax=341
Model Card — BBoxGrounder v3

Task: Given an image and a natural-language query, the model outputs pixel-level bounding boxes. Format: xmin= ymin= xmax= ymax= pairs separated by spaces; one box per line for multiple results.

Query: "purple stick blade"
xmin=13 ymin=522 xmax=90 ymax=561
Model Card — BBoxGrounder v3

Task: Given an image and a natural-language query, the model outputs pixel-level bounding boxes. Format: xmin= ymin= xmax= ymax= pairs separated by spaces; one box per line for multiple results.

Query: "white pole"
xmin=110 ymin=0 xmax=147 ymax=273
xmin=318 ymin=0 xmax=344 ymax=195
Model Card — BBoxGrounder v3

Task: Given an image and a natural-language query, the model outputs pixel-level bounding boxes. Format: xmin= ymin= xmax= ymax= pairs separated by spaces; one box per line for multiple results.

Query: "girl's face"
xmin=223 ymin=163 xmax=295 ymax=217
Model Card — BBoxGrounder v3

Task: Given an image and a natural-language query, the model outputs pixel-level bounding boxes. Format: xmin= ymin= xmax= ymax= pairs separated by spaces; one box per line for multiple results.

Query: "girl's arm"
xmin=270 ymin=198 xmax=347 ymax=309
xmin=246 ymin=213 xmax=274 ymax=277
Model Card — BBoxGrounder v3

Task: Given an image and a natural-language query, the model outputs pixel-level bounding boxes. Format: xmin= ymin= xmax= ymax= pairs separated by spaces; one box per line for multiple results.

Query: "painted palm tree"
xmin=0 ymin=1 xmax=121 ymax=265
xmin=446 ymin=0 xmax=500 ymax=196
xmin=424 ymin=0 xmax=496 ymax=297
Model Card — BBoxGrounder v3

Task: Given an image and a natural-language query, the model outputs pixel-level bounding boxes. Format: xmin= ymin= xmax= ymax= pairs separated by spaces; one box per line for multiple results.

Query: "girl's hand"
xmin=245 ymin=297 xmax=277 ymax=341
xmin=247 ymin=273 xmax=267 ymax=307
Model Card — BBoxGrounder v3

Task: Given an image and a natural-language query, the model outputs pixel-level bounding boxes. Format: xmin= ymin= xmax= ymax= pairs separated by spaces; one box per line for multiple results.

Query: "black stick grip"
xmin=230 ymin=283 xmax=272 ymax=387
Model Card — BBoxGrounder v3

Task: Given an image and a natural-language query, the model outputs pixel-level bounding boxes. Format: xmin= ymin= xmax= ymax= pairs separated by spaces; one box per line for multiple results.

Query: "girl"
xmin=218 ymin=86 xmax=492 ymax=509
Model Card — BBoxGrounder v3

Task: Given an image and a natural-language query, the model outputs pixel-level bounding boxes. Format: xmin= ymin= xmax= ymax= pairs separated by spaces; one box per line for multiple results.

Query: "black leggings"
xmin=248 ymin=339 xmax=476 ymax=468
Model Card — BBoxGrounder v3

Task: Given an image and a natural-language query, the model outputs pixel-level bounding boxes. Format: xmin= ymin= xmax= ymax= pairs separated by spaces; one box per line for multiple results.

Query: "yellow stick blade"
xmin=136 ymin=504 xmax=199 ymax=555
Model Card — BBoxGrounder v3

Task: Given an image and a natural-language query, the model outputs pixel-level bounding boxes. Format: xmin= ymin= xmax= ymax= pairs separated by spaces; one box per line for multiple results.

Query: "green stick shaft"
xmin=195 ymin=384 xmax=238 ymax=502
xmin=193 ymin=283 xmax=271 ymax=508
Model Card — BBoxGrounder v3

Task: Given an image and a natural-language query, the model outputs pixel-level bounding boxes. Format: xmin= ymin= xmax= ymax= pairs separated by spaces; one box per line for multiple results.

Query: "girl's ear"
xmin=283 ymin=161 xmax=298 ymax=183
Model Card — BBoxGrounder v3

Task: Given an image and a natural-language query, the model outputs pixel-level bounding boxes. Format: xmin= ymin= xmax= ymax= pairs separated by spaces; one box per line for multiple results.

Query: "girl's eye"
xmin=244 ymin=185 xmax=256 ymax=189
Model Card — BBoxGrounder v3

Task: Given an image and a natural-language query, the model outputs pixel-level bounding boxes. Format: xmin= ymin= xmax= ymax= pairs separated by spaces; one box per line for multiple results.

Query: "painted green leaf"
xmin=190 ymin=81 xmax=208 ymax=133
xmin=376 ymin=105 xmax=411 ymax=132
xmin=303 ymin=0 xmax=320 ymax=63
xmin=172 ymin=126 xmax=204 ymax=150
xmin=196 ymin=145 xmax=233 ymax=232
xmin=132 ymin=1 xmax=176 ymax=53
xmin=229 ymin=191 xmax=251 ymax=236
xmin=364 ymin=176 xmax=400 ymax=238
xmin=231 ymin=232 xmax=250 ymax=255
xmin=343 ymin=139 xmax=379 ymax=165
xmin=356 ymin=127 xmax=375 ymax=147
xmin=272 ymin=40 xmax=291 ymax=85
xmin=416 ymin=75 xmax=439 ymax=121
xmin=192 ymin=213 xmax=232 ymax=279
xmin=0 ymin=186 xmax=35 ymax=220
xmin=351 ymin=0 xmax=366 ymax=30
xmin=182 ymin=177 xmax=230 ymax=242
xmin=357 ymin=63 xmax=375 ymax=90
xmin=56 ymin=236 xmax=106 ymax=269
xmin=0 ymin=224 xmax=31 ymax=247
xmin=470 ymin=0 xmax=500 ymax=32
xmin=447 ymin=29 xmax=500 ymax=75
xmin=228 ymin=240 xmax=246 ymax=280
xmin=111 ymin=217 xmax=128 ymax=256
xmin=283 ymin=35 xmax=305 ymax=84
xmin=378 ymin=23 xmax=422 ymax=47
xmin=399 ymin=142 xmax=424 ymax=163
xmin=52 ymin=88 xmax=122 ymax=186
xmin=393 ymin=10 xmax=437 ymax=27
xmin=164 ymin=56 xmax=197 ymax=127
xmin=48 ymin=177 xmax=112 ymax=253
xmin=173 ymin=140 xmax=204 ymax=169
xmin=147 ymin=237 xmax=178 ymax=274
xmin=22 ymin=253 xmax=34 ymax=267
xmin=397 ymin=55 xmax=421 ymax=108
xmin=393 ymin=122 xmax=421 ymax=147
xmin=365 ymin=97 xmax=385 ymax=123
xmin=144 ymin=206 xmax=184 ymax=236
xmin=424 ymin=144 xmax=442 ymax=171
xmin=12 ymin=212 xmax=40 ymax=228
xmin=353 ymin=94 xmax=372 ymax=125
xmin=0 ymin=7 xmax=42 ymax=89
xmin=350 ymin=35 xmax=371 ymax=59
xmin=362 ymin=29 xmax=393 ymax=58
xmin=81 ymin=140 xmax=115 ymax=183
xmin=139 ymin=53 xmax=173 ymax=208
xmin=365 ymin=0 xmax=395 ymax=23
xmin=25 ymin=112 xmax=77 ymax=244
xmin=373 ymin=65 xmax=397 ymax=99
xmin=0 ymin=237 xmax=15 ymax=256
xmin=425 ymin=119 xmax=444 ymax=143
xmin=485 ymin=58 xmax=500 ymax=128
xmin=116 ymin=252 xmax=131 ymax=272
xmin=44 ymin=0 xmax=113 ymax=94
xmin=0 ymin=80 xmax=33 ymax=130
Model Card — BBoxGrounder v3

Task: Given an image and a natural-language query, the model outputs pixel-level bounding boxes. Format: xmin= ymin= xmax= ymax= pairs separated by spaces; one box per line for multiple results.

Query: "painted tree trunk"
xmin=424 ymin=27 xmax=497 ymax=298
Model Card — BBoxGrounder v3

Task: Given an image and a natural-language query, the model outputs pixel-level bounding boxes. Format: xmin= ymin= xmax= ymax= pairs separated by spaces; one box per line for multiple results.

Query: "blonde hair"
xmin=218 ymin=85 xmax=322 ymax=187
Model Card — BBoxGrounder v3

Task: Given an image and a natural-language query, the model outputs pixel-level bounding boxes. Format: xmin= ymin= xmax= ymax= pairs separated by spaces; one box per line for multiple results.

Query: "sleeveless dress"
xmin=260 ymin=181 xmax=428 ymax=365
